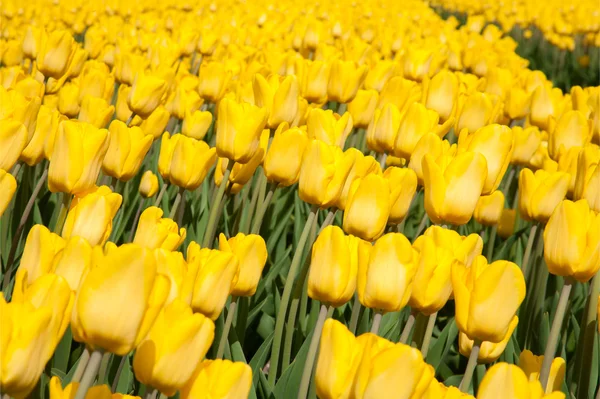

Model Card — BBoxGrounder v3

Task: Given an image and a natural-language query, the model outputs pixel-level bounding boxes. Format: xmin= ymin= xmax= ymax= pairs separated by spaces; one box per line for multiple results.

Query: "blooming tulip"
xmin=456 ymin=92 xmax=500 ymax=134
xmin=343 ymin=174 xmax=391 ymax=241
xmin=348 ymin=89 xmax=379 ymax=129
xmin=302 ymin=60 xmax=330 ymax=103
xmin=103 ymin=120 xmax=153 ymax=181
xmin=459 ymin=316 xmax=518 ymax=363
xmin=518 ymin=168 xmax=569 ymax=223
xmin=306 ymin=108 xmax=353 ymax=148
xmin=219 ymin=233 xmax=268 ymax=297
xmin=15 ymin=224 xmax=66 ymax=288
xmin=530 ymin=84 xmax=562 ymax=132
xmin=128 ymin=72 xmax=167 ymax=118
xmin=519 ymin=350 xmax=566 ymax=394
xmin=197 ymin=62 xmax=232 ymax=103
xmin=36 ymin=30 xmax=75 ymax=79
xmin=139 ymin=105 xmax=170 ymax=140
xmin=51 ymin=236 xmax=93 ymax=291
xmin=20 ymin=105 xmax=66 ymax=166
xmin=0 ymin=119 xmax=28 ymax=171
xmin=182 ymin=109 xmax=212 ymax=140
xmin=253 ymin=74 xmax=299 ymax=129
xmin=511 ymin=126 xmax=543 ymax=167
xmin=78 ymin=96 xmax=115 ymax=128
xmin=133 ymin=207 xmax=186 ymax=251
xmin=423 ymin=70 xmax=459 ymax=123
xmin=383 ymin=166 xmax=417 ymax=224
xmin=263 ymin=125 xmax=309 ymax=186
xmin=474 ymin=191 xmax=505 ymax=226
xmin=334 ymin=149 xmax=381 ymax=211
xmin=139 ymin=170 xmax=159 ymax=198
xmin=393 ymin=102 xmax=446 ymax=159
xmin=327 ymin=59 xmax=368 ymax=103
xmin=477 ymin=363 xmax=552 ymax=399
xmin=366 ymin=103 xmax=401 ymax=154
xmin=408 ymin=132 xmax=449 ymax=185
xmin=549 ymin=110 xmax=592 ymax=160
xmin=0 ymin=169 xmax=16 ymax=217
xmin=181 ymin=359 xmax=252 ymax=399
xmin=57 ymin=82 xmax=80 ymax=117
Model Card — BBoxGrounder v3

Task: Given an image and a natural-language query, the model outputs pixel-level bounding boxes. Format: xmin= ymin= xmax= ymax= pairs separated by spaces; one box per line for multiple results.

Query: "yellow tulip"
xmin=253 ymin=74 xmax=299 ymax=129
xmin=14 ymin=224 xmax=65 ymax=288
xmin=498 ymin=208 xmax=517 ymax=239
xmin=48 ymin=120 xmax=110 ymax=195
xmin=456 ymin=92 xmax=500 ymax=135
xmin=133 ymin=299 xmax=215 ymax=396
xmin=36 ymin=30 xmax=75 ymax=79
xmin=378 ymin=76 xmax=421 ymax=111
xmin=115 ymin=84 xmax=133 ymax=122
xmin=0 ymin=119 xmax=28 ymax=171
xmin=383 ymin=166 xmax=417 ymax=225
xmin=127 ymin=72 xmax=167 ymax=118
xmin=505 ymin=88 xmax=531 ymax=120
xmin=477 ymin=363 xmax=551 ymax=399
xmin=182 ymin=109 xmax=212 ymax=140
xmin=366 ymin=103 xmax=401 ymax=154
xmin=152 ymin=249 xmax=188 ymax=306
xmin=197 ymin=62 xmax=232 ymax=103
xmin=51 ymin=236 xmax=93 ymax=291
xmin=422 ymin=150 xmax=488 ymax=225
xmin=114 ymin=52 xmax=147 ymax=86
xmin=350 ymin=332 xmax=395 ymax=398
xmin=343 ymin=174 xmax=391 ymax=241
xmin=452 ymin=256 xmax=525 ymax=343
xmin=511 ymin=126 xmax=543 ymax=167
xmin=0 ymin=169 xmax=17 ymax=217
xmin=543 ymin=199 xmax=600 ymax=282
xmin=14 ymin=77 xmax=45 ymax=101
xmin=530 ymin=84 xmax=561 ymax=132
xmin=518 ymin=168 xmax=569 ymax=223
xmin=165 ymin=85 xmax=203 ymax=121
xmin=393 ymin=101 xmax=449 ymax=159
xmin=458 ymin=316 xmax=518 ymax=363
xmin=423 ymin=380 xmax=475 ymax=399
xmin=404 ymin=47 xmax=440 ymax=82
xmin=519 ymin=350 xmax=566 ymax=394
xmin=334 ymin=149 xmax=381 ymax=211
xmin=0 ymin=85 xmax=42 ymax=139
xmin=61 ymin=186 xmax=122 ymax=246
xmin=364 ymin=60 xmax=396 ymax=92
xmin=181 ymin=359 xmax=252 ymax=399
xmin=49 ymin=376 xmax=79 ymax=399
xmin=139 ymin=170 xmax=159 ymax=198
xmin=327 ymin=59 xmax=368 ymax=103
xmin=57 ymin=82 xmax=81 ymax=117
xmin=573 ymin=145 xmax=600 ymax=203
xmin=78 ymin=62 xmax=114 ymax=104
xmin=549 ymin=110 xmax=592 ymax=160
xmin=216 ymin=97 xmax=268 ymax=163
xmin=308 ymin=226 xmax=363 ymax=307
xmin=306 ymin=108 xmax=353 ymax=148
xmin=263 ymin=124 xmax=309 ymax=186
xmin=21 ymin=105 xmax=66 ymax=166
xmin=23 ymin=26 xmax=44 ymax=60
xmin=103 ymin=120 xmax=153 ymax=181
xmin=71 ymin=244 xmax=170 ymax=355
xmin=423 ymin=70 xmax=459 ymax=123
xmin=133 ymin=207 xmax=186 ymax=251
xmin=408 ymin=132 xmax=449 ymax=186
xmin=302 ymin=60 xmax=330 ymax=103
xmin=78 ymin=96 xmax=115 ymax=129
xmin=348 ymin=89 xmax=379 ymax=129
xmin=2 ymin=40 xmax=23 ymax=66
xmin=139 ymin=105 xmax=170 ymax=140
xmin=474 ymin=191 xmax=505 ymax=226
xmin=358 ymin=232 xmax=417 ymax=312
xmin=219 ymin=233 xmax=268 ymax=297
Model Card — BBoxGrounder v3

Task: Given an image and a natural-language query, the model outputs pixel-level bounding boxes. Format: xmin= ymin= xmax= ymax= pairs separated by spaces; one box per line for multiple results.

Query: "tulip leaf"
xmin=254 ymin=246 xmax=292 ymax=302
xmin=426 ymin=317 xmax=459 ymax=370
xmin=52 ymin=326 xmax=72 ymax=373
xmin=257 ymin=369 xmax=273 ymax=399
xmin=51 ymin=368 xmax=67 ymax=380
xmin=249 ymin=331 xmax=274 ymax=385
xmin=247 ymin=297 xmax=268 ymax=327
xmin=540 ymin=312 xmax=550 ymax=354
xmin=444 ymin=374 xmax=463 ymax=389
xmin=273 ymin=327 xmax=314 ymax=399
xmin=491 ymin=226 xmax=527 ymax=262
xmin=267 ymin=205 xmax=294 ymax=255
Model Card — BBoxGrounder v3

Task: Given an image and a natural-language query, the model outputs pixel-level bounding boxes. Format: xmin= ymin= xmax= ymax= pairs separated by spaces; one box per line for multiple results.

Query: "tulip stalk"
xmin=216 ymin=296 xmax=238 ymax=359
xmin=53 ymin=192 xmax=72 ymax=234
xmin=74 ymin=349 xmax=104 ymax=399
xmin=421 ymin=312 xmax=437 ymax=358
xmin=539 ymin=279 xmax=573 ymax=390
xmin=128 ymin=198 xmax=146 ymax=242
xmin=297 ymin=303 xmax=330 ymax=399
xmin=251 ymin=182 xmax=277 ymax=234
xmin=371 ymin=311 xmax=383 ymax=334
xmin=72 ymin=347 xmax=91 ymax=383
xmin=154 ymin=183 xmax=168 ymax=207
xmin=202 ymin=162 xmax=233 ymax=248
xmin=459 ymin=340 xmax=481 ymax=392
xmin=521 ymin=223 xmax=539 ymax=276
xmin=168 ymin=187 xmax=185 ymax=219
xmin=348 ymin=295 xmax=363 ymax=334
xmin=399 ymin=310 xmax=417 ymax=343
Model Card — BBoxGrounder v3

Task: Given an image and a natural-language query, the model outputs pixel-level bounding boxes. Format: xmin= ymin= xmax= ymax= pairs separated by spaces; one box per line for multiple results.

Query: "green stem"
xmin=486 ymin=225 xmax=497 ymax=261
xmin=521 ymin=223 xmax=539 ymax=277
xmin=399 ymin=310 xmax=417 ymax=343
xmin=371 ymin=312 xmax=383 ymax=335
xmin=126 ymin=112 xmax=136 ymax=127
xmin=202 ymin=163 xmax=233 ymax=248
xmin=239 ymin=173 xmax=262 ymax=234
xmin=128 ymin=198 xmax=145 ymax=242
xmin=575 ymin=272 xmax=600 ymax=397
xmin=421 ymin=312 xmax=438 ymax=359
xmin=268 ymin=205 xmax=318 ymax=386
xmin=168 ymin=187 xmax=185 ymax=219
xmin=251 ymin=182 xmax=277 ymax=234
xmin=414 ymin=213 xmax=429 ymax=241
xmin=71 ymin=347 xmax=91 ymax=383
xmin=216 ymin=297 xmax=238 ymax=359
xmin=348 ymin=295 xmax=362 ymax=334
xmin=98 ymin=353 xmax=111 ymax=384
xmin=53 ymin=191 xmax=72 ymax=234
xmin=145 ymin=388 xmax=158 ymax=399
xmin=297 ymin=304 xmax=329 ymax=399
xmin=539 ymin=279 xmax=573 ymax=391
xmin=74 ymin=349 xmax=104 ymax=399
xmin=318 ymin=209 xmax=337 ymax=233
xmin=459 ymin=340 xmax=481 ymax=392
xmin=153 ymin=183 xmax=168 ymax=207
xmin=111 ymin=356 xmax=127 ymax=393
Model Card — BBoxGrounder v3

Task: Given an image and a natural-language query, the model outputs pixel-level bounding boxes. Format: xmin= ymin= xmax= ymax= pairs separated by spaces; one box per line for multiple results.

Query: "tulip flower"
xmin=505 ymin=88 xmax=531 ymax=120
xmin=423 ymin=71 xmax=459 ymax=123
xmin=0 ymin=119 xmax=28 ymax=171
xmin=263 ymin=125 xmax=309 ymax=186
xmin=36 ymin=30 xmax=75 ymax=79
xmin=78 ymin=96 xmax=115 ymax=128
xmin=15 ymin=224 xmax=66 ymax=288
xmin=308 ymin=226 xmax=363 ymax=307
xmin=518 ymin=168 xmax=569 ymax=223
xmin=152 ymin=249 xmax=188 ymax=305
xmin=519 ymin=350 xmax=566 ymax=394
xmin=393 ymin=102 xmax=450 ymax=159
xmin=452 ymin=255 xmax=526 ymax=343
xmin=498 ymin=208 xmax=517 ymax=239
xmin=350 ymin=332 xmax=395 ymax=398
xmin=182 ymin=109 xmax=212 ymax=140
xmin=456 ymin=92 xmax=501 ymax=134
xmin=181 ymin=359 xmax=252 ymax=399
xmin=133 ymin=299 xmax=215 ymax=396
xmin=306 ymin=108 xmax=353 ymax=148
xmin=219 ymin=233 xmax=268 ymax=297
xmin=548 ymin=110 xmax=592 ymax=160
xmin=0 ymin=169 xmax=16 ymax=217
xmin=298 ymin=140 xmax=355 ymax=208
xmin=139 ymin=170 xmax=159 ymax=198
xmin=422 ymin=150 xmax=488 ymax=225
xmin=423 ymin=380 xmax=475 ymax=398
xmin=197 ymin=62 xmax=232 ymax=103
xmin=103 ymin=120 xmax=153 ymax=181
xmin=408 ymin=132 xmax=449 ymax=185
xmin=216 ymin=97 xmax=268 ymax=163
xmin=530 ymin=84 xmax=562 ymax=132
xmin=327 ymin=59 xmax=368 ymax=103
xmin=358 ymin=232 xmax=417 ymax=312
xmin=364 ymin=60 xmax=396 ymax=92
xmin=474 ymin=191 xmax=505 ymax=226
xmin=543 ymin=199 xmax=600 ymax=282
xmin=302 ymin=60 xmax=330 ymax=103
xmin=115 ymin=84 xmax=133 ymax=122
xmin=49 ymin=376 xmax=79 ymax=399
xmin=23 ymin=26 xmax=43 ymax=59
xmin=334 ymin=149 xmax=381 ymax=211
xmin=458 ymin=316 xmax=518 ymax=363
xmin=573 ymin=145 xmax=600 ymax=201
xmin=61 ymin=185 xmax=122 ymax=246
xmin=511 ymin=126 xmax=543 ymax=167
xmin=348 ymin=89 xmax=379 ymax=129
xmin=166 ymin=85 xmax=203 ymax=121
xmin=71 ymin=244 xmax=170 ymax=355
xmin=343 ymin=174 xmax=391 ymax=241
xmin=253 ymin=74 xmax=300 ymax=129
xmin=366 ymin=103 xmax=402 ymax=154
xmin=114 ymin=52 xmax=147 ymax=86
xmin=20 ymin=105 xmax=66 ymax=166
xmin=383 ymin=166 xmax=417 ymax=224
xmin=0 ymin=85 xmax=42 ymax=138
xmin=127 ymin=72 xmax=167 ymax=118
xmin=133 ymin=207 xmax=186 ymax=251
xmin=50 ymin=236 xmax=93 ymax=291
xmin=58 ymin=82 xmax=81 ymax=117
xmin=477 ymin=363 xmax=551 ymax=399
xmin=139 ymin=105 xmax=170 ymax=140
xmin=48 ymin=120 xmax=110 ymax=195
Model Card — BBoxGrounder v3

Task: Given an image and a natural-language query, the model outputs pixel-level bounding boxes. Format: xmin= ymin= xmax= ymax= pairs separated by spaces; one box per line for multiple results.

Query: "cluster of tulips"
xmin=1 ymin=0 xmax=600 ymax=398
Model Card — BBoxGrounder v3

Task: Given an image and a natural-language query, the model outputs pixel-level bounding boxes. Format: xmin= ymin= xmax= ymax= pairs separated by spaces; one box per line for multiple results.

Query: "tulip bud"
xmin=181 ymin=359 xmax=252 ymax=399
xmin=408 ymin=132 xmax=449 ymax=186
xmin=134 ymin=299 xmax=215 ymax=396
xmin=36 ymin=30 xmax=75 ymax=79
xmin=343 ymin=175 xmax=391 ymax=241
xmin=530 ymin=84 xmax=560 ymax=131
xmin=0 ymin=85 xmax=42 ymax=140
xmin=456 ymin=92 xmax=500 ymax=134
xmin=459 ymin=316 xmax=518 ymax=363
xmin=263 ymin=124 xmax=309 ymax=186
xmin=364 ymin=60 xmax=396 ymax=92
xmin=139 ymin=170 xmax=159 ymax=198
xmin=253 ymin=74 xmax=300 ymax=129
xmin=298 ymin=140 xmax=355 ymax=208
xmin=334 ymin=149 xmax=381 ymax=211
xmin=219 ymin=233 xmax=267 ymax=297
xmin=71 ymin=244 xmax=170 ymax=355
xmin=48 ymin=120 xmax=110 ymax=194
xmin=348 ymin=89 xmax=379 ymax=129
xmin=477 ymin=363 xmax=548 ymax=399
xmin=518 ymin=168 xmax=569 ymax=223
xmin=0 ymin=119 xmax=28 ymax=171
xmin=327 ymin=59 xmax=368 ymax=103
xmin=395 ymin=102 xmax=448 ymax=160
xmin=166 ymin=85 xmax=203 ymax=122
xmin=128 ymin=72 xmax=167 ymax=118
xmin=384 ymin=166 xmax=417 ymax=224
xmin=519 ymin=350 xmax=566 ymax=394
xmin=549 ymin=110 xmax=592 ymax=160
xmin=133 ymin=207 xmax=186 ymax=251
xmin=182 ymin=109 xmax=212 ymax=140
xmin=474 ymin=191 xmax=505 ymax=226
xmin=115 ymin=84 xmax=133 ymax=122
xmin=306 ymin=108 xmax=353 ymax=148
xmin=358 ymin=233 xmax=417 ymax=312
xmin=544 ymin=199 xmax=600 ymax=282
xmin=78 ymin=62 xmax=114 ymax=104
xmin=511 ymin=126 xmax=543 ymax=167
xmin=505 ymin=88 xmax=531 ymax=120
xmin=302 ymin=60 xmax=330 ymax=103
xmin=23 ymin=26 xmax=44 ymax=59
xmin=377 ymin=76 xmax=421 ymax=112
xmin=78 ymin=96 xmax=115 ymax=128
xmin=20 ymin=105 xmax=66 ymax=166
xmin=423 ymin=70 xmax=459 ymax=123
xmin=0 ymin=169 xmax=17 ymax=217
xmin=573 ymin=145 xmax=600 ymax=202
xmin=197 ymin=62 xmax=232 ymax=103
xmin=114 ymin=52 xmax=147 ymax=86
xmin=452 ymin=256 xmax=525 ymax=343
xmin=103 ymin=120 xmax=153 ymax=181
xmin=216 ymin=97 xmax=268 ymax=163
xmin=422 ymin=150 xmax=488 ymax=225
xmin=139 ymin=105 xmax=170 ymax=140
xmin=366 ymin=103 xmax=402 ymax=154
xmin=58 ymin=82 xmax=81 ymax=118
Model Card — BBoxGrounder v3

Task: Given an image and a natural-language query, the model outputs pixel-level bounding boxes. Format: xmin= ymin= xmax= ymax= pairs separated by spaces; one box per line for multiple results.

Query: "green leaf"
xmin=257 ymin=369 xmax=273 ymax=399
xmin=249 ymin=332 xmax=274 ymax=387
xmin=426 ymin=318 xmax=458 ymax=370
xmin=273 ymin=327 xmax=313 ymax=399
xmin=52 ymin=327 xmax=72 ymax=373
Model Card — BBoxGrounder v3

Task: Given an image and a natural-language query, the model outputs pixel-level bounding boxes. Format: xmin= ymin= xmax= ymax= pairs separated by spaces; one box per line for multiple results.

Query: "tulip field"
xmin=2 ymin=0 xmax=600 ymax=398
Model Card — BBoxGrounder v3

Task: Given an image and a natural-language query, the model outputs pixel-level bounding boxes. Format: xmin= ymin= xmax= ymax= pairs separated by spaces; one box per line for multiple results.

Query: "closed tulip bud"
xmin=0 ymin=120 xmax=28 ymax=171
xmin=133 ymin=299 xmax=214 ymax=396
xmin=302 ymin=60 xmax=330 ymax=103
xmin=139 ymin=170 xmax=159 ymax=198
xmin=512 ymin=126 xmax=543 ymax=167
xmin=36 ymin=30 xmax=75 ymax=79
xmin=308 ymin=226 xmax=363 ymax=307
xmin=474 ymin=191 xmax=505 ymax=226
xmin=298 ymin=140 xmax=355 ymax=208
xmin=452 ymin=256 xmax=525 ymax=343
xmin=343 ymin=175 xmax=390 ymax=241
xmin=14 ymin=77 xmax=45 ymax=100
xmin=1 ymin=45 xmax=21 ymax=67
xmin=182 ymin=109 xmax=212 ymax=140
xmin=78 ymin=96 xmax=114 ymax=128
xmin=103 ymin=120 xmax=152 ymax=181
xmin=408 ymin=132 xmax=449 ymax=185
xmin=188 ymin=247 xmax=239 ymax=320
xmin=23 ymin=26 xmax=44 ymax=59
xmin=459 ymin=316 xmax=518 ymax=363
xmin=366 ymin=103 xmax=402 ymax=154
xmin=358 ymin=233 xmax=417 ymax=312
xmin=114 ymin=52 xmax=147 ymax=86
xmin=518 ymin=168 xmax=569 ymax=223
xmin=71 ymin=244 xmax=170 ymax=355
xmin=423 ymin=150 xmax=488 ymax=225
xmin=423 ymin=70 xmax=459 ymax=123
xmin=315 ymin=319 xmax=363 ymax=399
xmin=133 ymin=207 xmax=186 ymax=251
xmin=348 ymin=89 xmax=379 ymax=129
xmin=197 ymin=62 xmax=232 ymax=103
xmin=378 ymin=76 xmax=421 ymax=111
xmin=0 ymin=86 xmax=42 ymax=139
xmin=544 ymin=199 xmax=600 ymax=282
xmin=573 ymin=145 xmax=600 ymax=201
xmin=166 ymin=86 xmax=203 ymax=121
xmin=327 ymin=59 xmax=368 ymax=103
xmin=498 ymin=208 xmax=517 ymax=238
xmin=50 ymin=236 xmax=92 ymax=291
xmin=0 ymin=169 xmax=16 ymax=217
xmin=219 ymin=233 xmax=267 ymax=297
xmin=115 ymin=84 xmax=133 ymax=122
xmin=335 ymin=149 xmax=381 ymax=211
xmin=404 ymin=47 xmax=439 ymax=82
xmin=216 ymin=97 xmax=268 ymax=163
xmin=139 ymin=105 xmax=170 ymax=140
xmin=477 ymin=363 xmax=550 ymax=399
xmin=519 ymin=350 xmax=566 ymax=394
xmin=61 ymin=185 xmax=122 ymax=246
xmin=58 ymin=82 xmax=80 ymax=117
xmin=505 ymin=88 xmax=531 ymax=120
xmin=384 ymin=167 xmax=417 ymax=224
xmin=393 ymin=101 xmax=449 ymax=159
xmin=549 ymin=110 xmax=592 ymax=160
xmin=364 ymin=61 xmax=396 ymax=92
xmin=48 ymin=120 xmax=109 ymax=194
xmin=456 ymin=92 xmax=501 ymax=135
xmin=127 ymin=72 xmax=167 ymax=118
xmin=78 ymin=63 xmax=114 ymax=104
xmin=263 ymin=124 xmax=309 ymax=186
xmin=160 ymin=133 xmax=217 ymax=190
xmin=307 ymin=108 xmax=353 ymax=148
xmin=530 ymin=84 xmax=561 ymax=131
xmin=181 ymin=359 xmax=252 ymax=399
xmin=152 ymin=249 xmax=188 ymax=305
xmin=20 ymin=105 xmax=66 ymax=166
xmin=253 ymin=74 xmax=299 ymax=129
